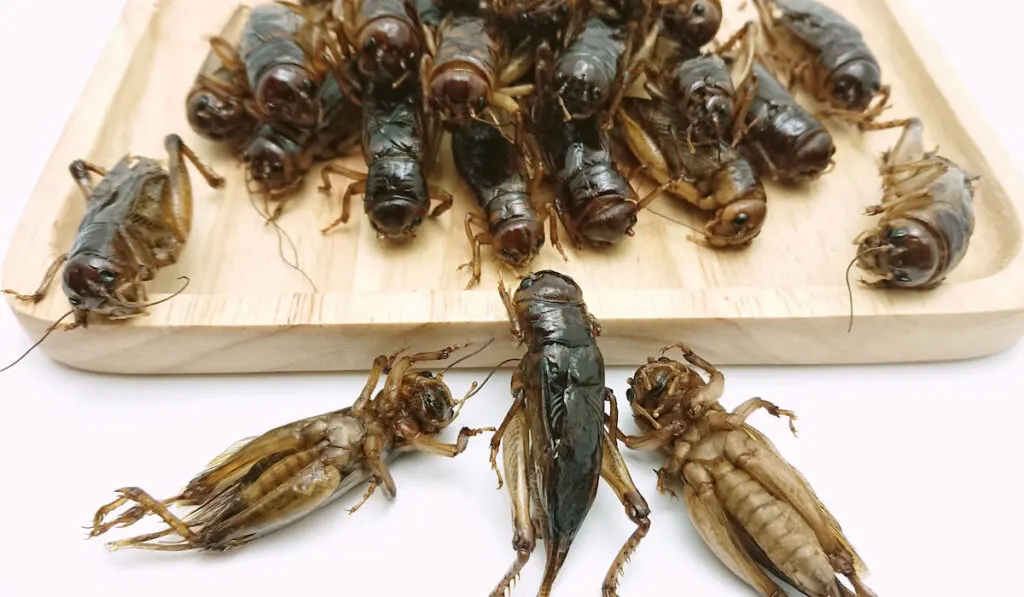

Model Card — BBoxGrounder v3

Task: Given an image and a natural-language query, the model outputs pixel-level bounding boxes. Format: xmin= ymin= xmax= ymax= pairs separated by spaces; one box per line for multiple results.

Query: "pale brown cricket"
xmin=86 ymin=340 xmax=498 ymax=553
xmin=618 ymin=344 xmax=878 ymax=597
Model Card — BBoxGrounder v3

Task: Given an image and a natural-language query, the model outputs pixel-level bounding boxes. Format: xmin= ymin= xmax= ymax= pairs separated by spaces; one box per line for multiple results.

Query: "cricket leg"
xmin=363 ymin=434 xmax=397 ymax=498
xmin=100 ymin=487 xmax=200 ymax=546
xmin=458 ymin=213 xmax=492 ymax=289
xmin=489 ymin=410 xmax=537 ymax=597
xmin=2 ymin=254 xmax=68 ymax=302
xmin=544 ymin=202 xmax=569 ymax=262
xmin=68 ymin=160 xmax=108 ymax=199
xmin=662 ymin=344 xmax=727 ymax=407
xmin=320 ymin=179 xmax=367 ymax=234
xmin=488 ymin=381 xmax=526 ymax=490
xmin=497 ymin=275 xmax=525 ymax=340
xmin=404 ymin=425 xmax=496 ymax=457
xmin=720 ymin=397 xmax=798 ymax=435
xmin=346 ymin=479 xmax=379 ymax=514
xmin=165 ymin=134 xmax=225 ymax=244
xmin=118 ymin=229 xmax=160 ymax=279
xmin=598 ymin=407 xmax=651 ymax=597
xmin=428 ymin=184 xmax=454 ymax=217
xmin=351 ymin=353 xmax=390 ymax=415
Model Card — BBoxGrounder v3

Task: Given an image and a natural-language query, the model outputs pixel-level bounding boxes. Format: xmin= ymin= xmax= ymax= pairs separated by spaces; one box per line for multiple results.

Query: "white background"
xmin=0 ymin=1 xmax=1021 ymax=595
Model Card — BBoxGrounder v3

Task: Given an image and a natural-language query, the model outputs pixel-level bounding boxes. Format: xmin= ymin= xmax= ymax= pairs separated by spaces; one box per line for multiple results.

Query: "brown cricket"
xmin=86 ymin=341 xmax=497 ymax=553
xmin=1 ymin=135 xmax=224 ymax=374
xmin=185 ymin=5 xmax=258 ymax=150
xmin=615 ymin=94 xmax=768 ymax=248
xmin=618 ymin=344 xmax=878 ymax=597
xmin=852 ymin=117 xmax=977 ymax=290
xmin=752 ymin=0 xmax=890 ymax=128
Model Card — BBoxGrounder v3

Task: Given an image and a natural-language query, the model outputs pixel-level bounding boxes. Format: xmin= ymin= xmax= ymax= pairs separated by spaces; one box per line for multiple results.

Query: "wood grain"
xmin=4 ymin=0 xmax=1024 ymax=374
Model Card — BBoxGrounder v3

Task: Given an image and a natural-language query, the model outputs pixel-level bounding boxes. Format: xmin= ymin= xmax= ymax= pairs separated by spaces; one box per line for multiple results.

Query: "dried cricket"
xmin=619 ymin=344 xmax=877 ymax=597
xmin=423 ymin=11 xmax=534 ymax=135
xmin=615 ymin=95 xmax=767 ymax=247
xmin=488 ymin=270 xmax=650 ymax=597
xmin=319 ymin=79 xmax=452 ymax=241
xmin=3 ymin=135 xmax=223 ymax=326
xmin=450 ymin=117 xmax=549 ymax=288
xmin=540 ymin=0 xmax=661 ymax=129
xmin=337 ymin=0 xmax=430 ymax=84
xmin=526 ymin=52 xmax=667 ymax=251
xmin=732 ymin=60 xmax=836 ymax=184
xmin=186 ymin=5 xmax=257 ymax=149
xmin=849 ymin=117 xmax=976 ymax=303
xmin=642 ymin=22 xmax=758 ymax=149
xmin=233 ymin=2 xmax=332 ymax=129
xmin=489 ymin=0 xmax=577 ymax=50
xmin=752 ymin=0 xmax=890 ymax=128
xmin=243 ymin=72 xmax=362 ymax=215
xmin=1 ymin=135 xmax=223 ymax=373
xmin=87 ymin=340 xmax=497 ymax=553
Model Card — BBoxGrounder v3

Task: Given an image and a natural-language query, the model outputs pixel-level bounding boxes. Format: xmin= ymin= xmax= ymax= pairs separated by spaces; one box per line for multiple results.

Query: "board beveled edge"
xmin=4 ymin=0 xmax=1024 ymax=373
xmin=7 ymin=301 xmax=1024 ymax=373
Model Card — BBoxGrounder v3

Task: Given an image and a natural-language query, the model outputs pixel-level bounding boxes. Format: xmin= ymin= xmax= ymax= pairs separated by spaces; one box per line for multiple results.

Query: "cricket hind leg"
xmin=487 ymin=386 xmax=526 ymax=490
xmin=97 ymin=487 xmax=202 ymax=550
xmin=682 ymin=463 xmax=788 ymax=597
xmin=2 ymin=254 xmax=68 ymax=303
xmin=69 ymin=160 xmax=108 ymax=199
xmin=489 ymin=411 xmax=537 ymax=597
xmin=164 ymin=134 xmax=226 ymax=244
xmin=88 ymin=491 xmax=188 ymax=537
xmin=599 ymin=390 xmax=651 ymax=597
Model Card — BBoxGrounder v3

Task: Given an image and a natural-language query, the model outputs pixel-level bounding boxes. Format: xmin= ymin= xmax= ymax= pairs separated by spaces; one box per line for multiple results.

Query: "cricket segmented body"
xmin=734 ymin=61 xmax=836 ymax=184
xmin=320 ymin=80 xmax=452 ymax=241
xmin=451 ymin=118 xmax=546 ymax=287
xmin=185 ymin=5 xmax=257 ymax=149
xmin=620 ymin=345 xmax=878 ymax=597
xmin=237 ymin=2 xmax=330 ymax=129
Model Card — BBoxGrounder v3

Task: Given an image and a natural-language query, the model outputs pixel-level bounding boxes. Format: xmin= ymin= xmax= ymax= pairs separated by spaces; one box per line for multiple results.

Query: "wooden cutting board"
xmin=4 ymin=0 xmax=1024 ymax=374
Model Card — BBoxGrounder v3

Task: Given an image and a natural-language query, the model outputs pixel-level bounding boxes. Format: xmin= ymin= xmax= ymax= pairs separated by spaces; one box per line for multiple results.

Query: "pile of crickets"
xmin=6 ymin=0 xmax=980 ymax=595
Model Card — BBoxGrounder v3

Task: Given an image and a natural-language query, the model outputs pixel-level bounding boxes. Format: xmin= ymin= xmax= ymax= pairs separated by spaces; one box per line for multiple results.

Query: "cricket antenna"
xmin=844 ymin=246 xmax=892 ymax=333
xmin=647 ymin=207 xmax=710 ymax=242
xmin=244 ymin=172 xmax=318 ymax=293
xmin=438 ymin=337 xmax=497 ymax=380
xmin=454 ymin=357 xmax=523 ymax=418
xmin=139 ymin=276 xmax=192 ymax=309
xmin=0 ymin=309 xmax=79 ymax=374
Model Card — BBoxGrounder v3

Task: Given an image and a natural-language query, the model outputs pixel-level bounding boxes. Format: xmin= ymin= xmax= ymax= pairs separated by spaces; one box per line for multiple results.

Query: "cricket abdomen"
xmin=710 ymin=460 xmax=841 ymax=596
